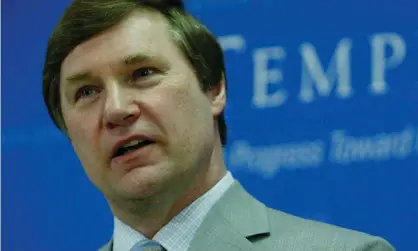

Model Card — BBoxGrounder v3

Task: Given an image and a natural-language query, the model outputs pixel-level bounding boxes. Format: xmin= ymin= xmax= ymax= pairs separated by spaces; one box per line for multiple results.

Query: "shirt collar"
xmin=112 ymin=171 xmax=234 ymax=251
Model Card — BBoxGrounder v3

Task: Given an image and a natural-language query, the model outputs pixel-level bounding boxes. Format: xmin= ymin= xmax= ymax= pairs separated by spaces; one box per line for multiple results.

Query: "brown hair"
xmin=43 ymin=0 xmax=228 ymax=145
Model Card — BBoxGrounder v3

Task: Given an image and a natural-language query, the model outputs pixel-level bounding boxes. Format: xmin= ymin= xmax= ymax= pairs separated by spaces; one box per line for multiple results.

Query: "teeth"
xmin=122 ymin=139 xmax=144 ymax=148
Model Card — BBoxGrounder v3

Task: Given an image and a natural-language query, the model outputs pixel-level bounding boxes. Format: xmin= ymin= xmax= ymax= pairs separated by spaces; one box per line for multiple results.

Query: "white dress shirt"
xmin=112 ymin=171 xmax=234 ymax=251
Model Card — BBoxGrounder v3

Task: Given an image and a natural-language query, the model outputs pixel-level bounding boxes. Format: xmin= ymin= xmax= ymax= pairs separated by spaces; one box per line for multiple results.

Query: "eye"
xmin=74 ymin=86 xmax=99 ymax=102
xmin=131 ymin=67 xmax=157 ymax=81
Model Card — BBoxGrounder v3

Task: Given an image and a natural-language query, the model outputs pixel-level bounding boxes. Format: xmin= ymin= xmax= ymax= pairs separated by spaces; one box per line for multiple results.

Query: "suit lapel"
xmin=99 ymin=181 xmax=270 ymax=251
xmin=188 ymin=181 xmax=270 ymax=251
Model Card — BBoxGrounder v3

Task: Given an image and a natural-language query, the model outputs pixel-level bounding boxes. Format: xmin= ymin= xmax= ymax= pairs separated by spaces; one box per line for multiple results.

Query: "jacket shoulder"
xmin=261 ymin=207 xmax=395 ymax=251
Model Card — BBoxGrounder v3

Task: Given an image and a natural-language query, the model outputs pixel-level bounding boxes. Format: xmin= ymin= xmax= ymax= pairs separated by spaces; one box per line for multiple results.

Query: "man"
xmin=42 ymin=0 xmax=395 ymax=250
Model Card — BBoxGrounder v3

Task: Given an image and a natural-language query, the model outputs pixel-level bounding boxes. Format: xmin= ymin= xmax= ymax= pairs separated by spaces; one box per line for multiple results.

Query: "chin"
xmin=116 ymin=166 xmax=167 ymax=198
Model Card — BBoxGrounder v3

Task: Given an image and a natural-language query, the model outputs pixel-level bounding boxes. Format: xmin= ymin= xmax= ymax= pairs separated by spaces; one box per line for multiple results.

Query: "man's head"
xmin=44 ymin=0 xmax=227 ymax=145
xmin=43 ymin=0 xmax=228 ymax=209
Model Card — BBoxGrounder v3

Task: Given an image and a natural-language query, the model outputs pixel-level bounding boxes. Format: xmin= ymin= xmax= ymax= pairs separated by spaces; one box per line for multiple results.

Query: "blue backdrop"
xmin=2 ymin=0 xmax=417 ymax=250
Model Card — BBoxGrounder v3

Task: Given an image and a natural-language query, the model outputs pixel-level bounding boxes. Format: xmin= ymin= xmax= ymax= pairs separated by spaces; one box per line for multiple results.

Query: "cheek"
xmin=155 ymin=81 xmax=207 ymax=122
xmin=66 ymin=112 xmax=95 ymax=139
xmin=64 ymin=111 xmax=100 ymax=163
xmin=157 ymin=81 xmax=213 ymax=141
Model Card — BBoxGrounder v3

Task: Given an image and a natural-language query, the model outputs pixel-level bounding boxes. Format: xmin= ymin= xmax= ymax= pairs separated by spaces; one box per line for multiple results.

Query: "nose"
xmin=103 ymin=85 xmax=140 ymax=130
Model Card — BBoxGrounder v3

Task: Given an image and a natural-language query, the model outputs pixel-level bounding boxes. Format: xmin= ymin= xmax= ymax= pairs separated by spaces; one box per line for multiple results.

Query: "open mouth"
xmin=112 ymin=139 xmax=154 ymax=158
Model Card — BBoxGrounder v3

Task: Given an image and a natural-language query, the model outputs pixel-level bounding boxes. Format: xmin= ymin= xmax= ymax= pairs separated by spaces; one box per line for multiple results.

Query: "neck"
xmin=109 ymin=140 xmax=227 ymax=238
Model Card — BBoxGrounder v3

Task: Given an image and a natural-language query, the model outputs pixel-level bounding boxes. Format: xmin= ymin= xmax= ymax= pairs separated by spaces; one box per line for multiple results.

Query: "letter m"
xmin=298 ymin=38 xmax=353 ymax=103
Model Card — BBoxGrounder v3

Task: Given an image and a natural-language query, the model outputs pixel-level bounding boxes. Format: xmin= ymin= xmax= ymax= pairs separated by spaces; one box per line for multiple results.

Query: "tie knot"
xmin=130 ymin=240 xmax=165 ymax=251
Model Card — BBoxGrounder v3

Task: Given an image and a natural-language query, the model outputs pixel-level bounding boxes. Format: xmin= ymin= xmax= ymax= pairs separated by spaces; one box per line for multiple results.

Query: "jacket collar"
xmin=187 ymin=181 xmax=270 ymax=251
xmin=98 ymin=181 xmax=270 ymax=251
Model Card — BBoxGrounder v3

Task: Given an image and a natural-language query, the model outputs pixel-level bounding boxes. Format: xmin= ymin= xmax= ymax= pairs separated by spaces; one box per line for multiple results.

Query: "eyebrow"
xmin=66 ymin=72 xmax=91 ymax=82
xmin=124 ymin=53 xmax=153 ymax=65
xmin=65 ymin=53 xmax=155 ymax=83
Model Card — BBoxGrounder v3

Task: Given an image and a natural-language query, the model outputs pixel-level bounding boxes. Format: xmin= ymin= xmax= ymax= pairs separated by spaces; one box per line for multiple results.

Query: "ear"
xmin=207 ymin=75 xmax=226 ymax=117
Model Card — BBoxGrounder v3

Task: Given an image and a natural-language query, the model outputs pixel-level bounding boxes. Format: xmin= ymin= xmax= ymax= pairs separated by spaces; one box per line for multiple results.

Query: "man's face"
xmin=60 ymin=10 xmax=225 ymax=202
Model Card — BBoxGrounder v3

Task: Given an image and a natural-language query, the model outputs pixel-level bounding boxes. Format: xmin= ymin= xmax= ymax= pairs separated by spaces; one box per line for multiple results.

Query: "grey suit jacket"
xmin=98 ymin=181 xmax=395 ymax=251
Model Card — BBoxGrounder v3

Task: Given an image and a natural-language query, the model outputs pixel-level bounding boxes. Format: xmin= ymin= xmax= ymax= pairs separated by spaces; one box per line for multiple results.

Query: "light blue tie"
xmin=130 ymin=240 xmax=166 ymax=251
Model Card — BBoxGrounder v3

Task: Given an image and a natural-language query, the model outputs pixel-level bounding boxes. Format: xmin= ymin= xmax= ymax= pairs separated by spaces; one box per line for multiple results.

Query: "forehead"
xmin=61 ymin=10 xmax=175 ymax=77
